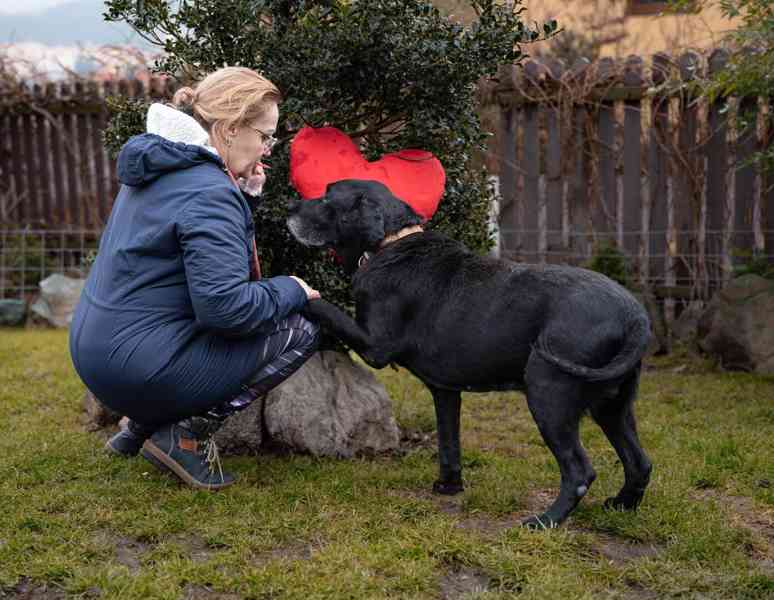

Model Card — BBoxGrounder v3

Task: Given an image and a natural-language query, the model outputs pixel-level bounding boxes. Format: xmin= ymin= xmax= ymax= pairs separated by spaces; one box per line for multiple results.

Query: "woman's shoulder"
xmin=174 ymin=166 xmax=249 ymax=222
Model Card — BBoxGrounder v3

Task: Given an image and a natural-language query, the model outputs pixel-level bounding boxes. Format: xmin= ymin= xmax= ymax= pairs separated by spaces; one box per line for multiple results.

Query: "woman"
xmin=69 ymin=67 xmax=320 ymax=490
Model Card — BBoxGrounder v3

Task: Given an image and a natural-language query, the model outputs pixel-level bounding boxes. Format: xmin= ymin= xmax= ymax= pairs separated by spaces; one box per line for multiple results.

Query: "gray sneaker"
xmin=105 ymin=420 xmax=156 ymax=457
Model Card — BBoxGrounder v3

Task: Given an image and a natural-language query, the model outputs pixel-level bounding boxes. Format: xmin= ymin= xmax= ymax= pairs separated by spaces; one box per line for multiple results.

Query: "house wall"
xmin=519 ymin=1 xmax=736 ymax=56
xmin=432 ymin=1 xmax=738 ymax=57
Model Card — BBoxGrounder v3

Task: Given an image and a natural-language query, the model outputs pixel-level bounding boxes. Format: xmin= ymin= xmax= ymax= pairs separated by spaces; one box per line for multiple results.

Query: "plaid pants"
xmin=206 ymin=313 xmax=320 ymax=420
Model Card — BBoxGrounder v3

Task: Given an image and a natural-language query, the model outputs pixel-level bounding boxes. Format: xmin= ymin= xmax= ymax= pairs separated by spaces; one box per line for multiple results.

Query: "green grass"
xmin=1 ymin=329 xmax=773 ymax=599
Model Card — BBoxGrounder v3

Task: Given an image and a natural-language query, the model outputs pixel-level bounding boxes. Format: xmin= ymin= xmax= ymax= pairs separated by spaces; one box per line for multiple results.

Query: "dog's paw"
xmin=603 ymin=492 xmax=643 ymax=511
xmin=432 ymin=479 xmax=464 ymax=495
xmin=521 ymin=514 xmax=558 ymax=530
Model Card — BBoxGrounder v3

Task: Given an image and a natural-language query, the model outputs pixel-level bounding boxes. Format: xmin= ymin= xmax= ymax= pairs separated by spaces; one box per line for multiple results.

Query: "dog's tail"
xmin=533 ymin=313 xmax=651 ymax=382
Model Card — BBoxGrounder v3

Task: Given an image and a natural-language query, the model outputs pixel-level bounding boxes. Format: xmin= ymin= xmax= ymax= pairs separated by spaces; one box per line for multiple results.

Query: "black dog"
xmin=287 ymin=179 xmax=652 ymax=528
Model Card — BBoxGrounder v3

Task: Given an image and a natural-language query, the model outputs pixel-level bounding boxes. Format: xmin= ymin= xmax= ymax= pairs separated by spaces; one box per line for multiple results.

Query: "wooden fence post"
xmin=734 ymin=88 xmax=758 ymax=264
xmin=570 ymin=58 xmax=591 ymax=261
xmin=675 ymin=51 xmax=702 ymax=293
xmin=649 ymin=53 xmax=671 ymax=291
xmin=623 ymin=55 xmax=644 ymax=267
xmin=497 ymin=64 xmax=520 ymax=256
xmin=545 ymin=58 xmax=564 ymax=262
xmin=706 ymin=49 xmax=730 ymax=288
xmin=595 ymin=57 xmax=617 ymax=246
xmin=522 ymin=60 xmax=541 ymax=263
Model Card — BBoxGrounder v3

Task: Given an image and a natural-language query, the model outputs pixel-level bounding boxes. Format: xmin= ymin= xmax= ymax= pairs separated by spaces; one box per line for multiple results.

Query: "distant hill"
xmin=0 ymin=0 xmax=152 ymax=47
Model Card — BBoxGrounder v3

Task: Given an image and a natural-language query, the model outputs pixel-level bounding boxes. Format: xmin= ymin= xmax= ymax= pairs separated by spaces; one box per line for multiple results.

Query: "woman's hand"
xmin=238 ymin=162 xmax=268 ymax=197
xmin=290 ymin=276 xmax=321 ymax=301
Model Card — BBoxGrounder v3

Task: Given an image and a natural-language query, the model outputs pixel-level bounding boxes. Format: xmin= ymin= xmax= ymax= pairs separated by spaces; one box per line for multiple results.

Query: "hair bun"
xmin=172 ymin=86 xmax=196 ymax=108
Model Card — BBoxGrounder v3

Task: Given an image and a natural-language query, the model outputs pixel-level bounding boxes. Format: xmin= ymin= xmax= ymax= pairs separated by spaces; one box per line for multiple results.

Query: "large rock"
xmin=30 ymin=274 xmax=85 ymax=328
xmin=673 ymin=300 xmax=705 ymax=343
xmin=214 ymin=396 xmax=264 ymax=455
xmin=81 ymin=350 xmax=400 ymax=458
xmin=697 ymin=275 xmax=774 ymax=374
xmin=0 ymin=299 xmax=26 ymax=326
xmin=264 ymin=351 xmax=400 ymax=457
xmin=83 ymin=389 xmax=122 ymax=427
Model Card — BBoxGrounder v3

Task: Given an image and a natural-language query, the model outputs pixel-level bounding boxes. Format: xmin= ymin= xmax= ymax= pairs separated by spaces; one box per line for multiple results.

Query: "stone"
xmin=673 ymin=300 xmax=705 ymax=343
xmin=214 ymin=395 xmax=264 ymax=455
xmin=82 ymin=351 xmax=400 ymax=458
xmin=0 ymin=299 xmax=26 ymax=326
xmin=83 ymin=389 xmax=122 ymax=427
xmin=697 ymin=275 xmax=774 ymax=374
xmin=263 ymin=351 xmax=400 ymax=457
xmin=30 ymin=273 xmax=85 ymax=328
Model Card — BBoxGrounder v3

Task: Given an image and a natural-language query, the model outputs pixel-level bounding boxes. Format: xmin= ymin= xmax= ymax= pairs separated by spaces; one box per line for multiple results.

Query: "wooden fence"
xmin=0 ymin=78 xmax=172 ymax=229
xmin=1 ymin=52 xmax=772 ymax=299
xmin=487 ymin=49 xmax=773 ymax=299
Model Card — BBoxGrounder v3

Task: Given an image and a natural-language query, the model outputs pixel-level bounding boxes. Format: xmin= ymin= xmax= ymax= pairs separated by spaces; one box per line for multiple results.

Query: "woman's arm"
xmin=178 ymin=184 xmax=307 ymax=337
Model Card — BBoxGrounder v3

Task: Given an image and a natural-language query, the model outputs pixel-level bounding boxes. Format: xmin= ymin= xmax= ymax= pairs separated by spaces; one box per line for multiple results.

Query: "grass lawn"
xmin=1 ymin=328 xmax=773 ymax=599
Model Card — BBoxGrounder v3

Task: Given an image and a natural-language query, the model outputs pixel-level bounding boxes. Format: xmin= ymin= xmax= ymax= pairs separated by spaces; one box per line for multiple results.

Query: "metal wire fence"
xmin=0 ymin=228 xmax=100 ymax=300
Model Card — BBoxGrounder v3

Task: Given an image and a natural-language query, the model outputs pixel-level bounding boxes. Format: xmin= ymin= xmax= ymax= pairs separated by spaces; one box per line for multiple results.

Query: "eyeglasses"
xmin=246 ymin=125 xmax=278 ymax=150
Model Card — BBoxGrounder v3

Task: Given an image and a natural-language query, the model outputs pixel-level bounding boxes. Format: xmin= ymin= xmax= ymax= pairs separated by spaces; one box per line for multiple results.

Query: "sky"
xmin=0 ymin=0 xmax=149 ymax=46
xmin=0 ymin=0 xmax=75 ymax=15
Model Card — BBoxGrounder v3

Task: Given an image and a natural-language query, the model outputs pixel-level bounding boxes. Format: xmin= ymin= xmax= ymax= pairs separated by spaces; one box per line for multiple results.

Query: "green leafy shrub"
xmin=732 ymin=249 xmax=774 ymax=280
xmin=102 ymin=0 xmax=552 ymax=317
xmin=584 ymin=240 xmax=631 ymax=288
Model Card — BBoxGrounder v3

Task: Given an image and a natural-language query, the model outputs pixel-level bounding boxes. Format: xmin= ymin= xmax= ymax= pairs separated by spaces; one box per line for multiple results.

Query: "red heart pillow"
xmin=289 ymin=126 xmax=445 ymax=220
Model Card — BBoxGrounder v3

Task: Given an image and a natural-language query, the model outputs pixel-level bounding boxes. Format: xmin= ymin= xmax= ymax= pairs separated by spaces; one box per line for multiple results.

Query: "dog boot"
xmin=105 ymin=419 xmax=156 ymax=457
xmin=141 ymin=417 xmax=235 ymax=490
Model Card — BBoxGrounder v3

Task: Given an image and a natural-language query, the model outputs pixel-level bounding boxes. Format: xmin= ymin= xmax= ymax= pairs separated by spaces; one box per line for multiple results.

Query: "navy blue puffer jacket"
xmin=69 ymin=133 xmax=307 ymax=424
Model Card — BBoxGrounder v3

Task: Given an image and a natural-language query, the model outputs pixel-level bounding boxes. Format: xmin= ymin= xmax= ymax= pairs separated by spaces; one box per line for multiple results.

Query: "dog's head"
xmin=287 ymin=179 xmax=422 ymax=272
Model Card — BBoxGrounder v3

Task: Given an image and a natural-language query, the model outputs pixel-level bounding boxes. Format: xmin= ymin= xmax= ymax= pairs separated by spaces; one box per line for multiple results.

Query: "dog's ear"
xmin=352 ymin=192 xmax=385 ymax=248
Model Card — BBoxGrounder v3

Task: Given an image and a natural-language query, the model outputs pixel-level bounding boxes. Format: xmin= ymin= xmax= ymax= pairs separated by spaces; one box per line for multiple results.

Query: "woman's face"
xmin=226 ymin=102 xmax=279 ymax=179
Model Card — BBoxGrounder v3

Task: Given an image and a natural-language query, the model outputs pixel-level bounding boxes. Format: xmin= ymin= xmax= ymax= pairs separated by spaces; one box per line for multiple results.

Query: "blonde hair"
xmin=172 ymin=67 xmax=282 ymax=146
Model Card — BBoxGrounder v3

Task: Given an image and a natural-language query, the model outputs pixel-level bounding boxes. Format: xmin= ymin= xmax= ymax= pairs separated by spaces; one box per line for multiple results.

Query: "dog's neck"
xmin=358 ymin=225 xmax=424 ymax=269
xmin=379 ymin=225 xmax=424 ymax=249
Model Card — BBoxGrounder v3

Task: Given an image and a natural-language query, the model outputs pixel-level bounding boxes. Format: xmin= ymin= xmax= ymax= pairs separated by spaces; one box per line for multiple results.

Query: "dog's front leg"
xmin=302 ymin=299 xmax=394 ymax=368
xmin=429 ymin=386 xmax=464 ymax=495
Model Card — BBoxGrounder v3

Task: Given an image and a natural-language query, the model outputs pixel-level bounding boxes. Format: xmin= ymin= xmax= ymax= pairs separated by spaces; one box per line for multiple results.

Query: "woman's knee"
xmin=286 ymin=313 xmax=320 ymax=353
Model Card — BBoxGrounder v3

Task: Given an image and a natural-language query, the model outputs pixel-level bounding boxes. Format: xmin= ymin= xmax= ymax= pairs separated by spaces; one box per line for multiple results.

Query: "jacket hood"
xmin=116 ymin=103 xmax=223 ymax=187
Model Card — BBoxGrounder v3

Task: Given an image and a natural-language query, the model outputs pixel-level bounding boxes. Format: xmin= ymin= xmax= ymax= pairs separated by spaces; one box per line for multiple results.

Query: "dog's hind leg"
xmin=523 ymin=352 xmax=596 ymax=529
xmin=429 ymin=386 xmax=464 ymax=495
xmin=590 ymin=368 xmax=652 ymax=511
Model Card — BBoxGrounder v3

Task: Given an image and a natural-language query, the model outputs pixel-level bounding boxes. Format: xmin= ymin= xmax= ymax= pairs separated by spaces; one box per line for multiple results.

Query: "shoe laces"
xmin=203 ymin=434 xmax=225 ymax=487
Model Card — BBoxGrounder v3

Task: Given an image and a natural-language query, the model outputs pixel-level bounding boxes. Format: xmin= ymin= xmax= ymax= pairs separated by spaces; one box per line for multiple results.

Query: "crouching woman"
xmin=69 ymin=67 xmax=320 ymax=489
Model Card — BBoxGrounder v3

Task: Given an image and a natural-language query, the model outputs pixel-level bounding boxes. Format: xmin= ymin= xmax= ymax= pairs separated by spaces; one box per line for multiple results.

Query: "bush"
xmin=584 ymin=241 xmax=631 ymax=288
xmin=732 ymin=249 xmax=774 ymax=280
xmin=102 ymin=0 xmax=552 ymax=317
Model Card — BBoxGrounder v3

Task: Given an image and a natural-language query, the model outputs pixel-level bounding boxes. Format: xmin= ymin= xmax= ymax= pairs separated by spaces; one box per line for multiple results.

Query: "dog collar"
xmin=379 ymin=225 xmax=424 ymax=249
xmin=357 ymin=225 xmax=424 ymax=269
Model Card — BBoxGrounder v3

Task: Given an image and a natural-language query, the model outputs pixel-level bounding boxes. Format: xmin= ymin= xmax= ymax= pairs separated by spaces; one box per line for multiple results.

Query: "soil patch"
xmin=694 ymin=489 xmax=774 ymax=572
xmin=181 ymin=585 xmax=240 ymax=600
xmin=590 ymin=534 xmax=661 ymax=566
xmin=398 ymin=429 xmax=436 ymax=453
xmin=168 ymin=533 xmax=218 ymax=563
xmin=455 ymin=514 xmax=521 ymax=538
xmin=396 ymin=488 xmax=466 ymax=517
xmin=249 ymin=540 xmax=317 ymax=567
xmin=620 ymin=581 xmax=661 ymax=599
xmin=0 ymin=577 xmax=67 ymax=600
xmin=92 ymin=531 xmax=151 ymax=572
xmin=438 ymin=564 xmax=490 ymax=599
